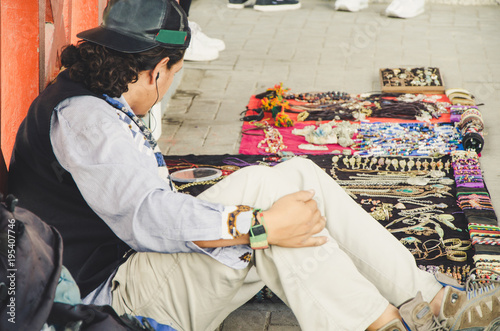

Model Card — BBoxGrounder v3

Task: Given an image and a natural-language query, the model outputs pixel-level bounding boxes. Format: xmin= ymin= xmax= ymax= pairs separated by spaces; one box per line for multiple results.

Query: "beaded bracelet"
xmin=458 ymin=199 xmax=491 ymax=205
xmin=452 ymin=153 xmax=484 ymax=187
xmin=475 ymin=261 xmax=500 ymax=268
xmin=457 ymin=192 xmax=490 ymax=197
xmin=450 ymin=106 xmax=479 ymax=122
xmin=456 ymin=191 xmax=489 ymax=197
xmin=468 ymin=224 xmax=500 ymax=233
xmin=473 ymin=254 xmax=500 ymax=263
xmin=468 ymin=230 xmax=500 ymax=238
xmin=458 ymin=196 xmax=493 ymax=204
xmin=454 ymin=170 xmax=482 ymax=175
xmin=472 ymin=236 xmax=500 ymax=245
xmin=457 ymin=200 xmax=494 ymax=210
xmin=458 ymin=205 xmax=494 ymax=211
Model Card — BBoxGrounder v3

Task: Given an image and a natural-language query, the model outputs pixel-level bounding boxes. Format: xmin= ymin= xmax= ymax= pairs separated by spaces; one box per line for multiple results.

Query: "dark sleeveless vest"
xmin=8 ymin=71 xmax=131 ymax=297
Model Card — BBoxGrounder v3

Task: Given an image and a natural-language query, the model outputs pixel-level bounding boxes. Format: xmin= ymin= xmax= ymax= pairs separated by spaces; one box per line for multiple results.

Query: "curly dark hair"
xmin=60 ymin=41 xmax=185 ymax=97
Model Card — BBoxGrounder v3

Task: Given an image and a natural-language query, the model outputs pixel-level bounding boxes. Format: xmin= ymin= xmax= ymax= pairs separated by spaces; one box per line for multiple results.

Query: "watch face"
xmin=251 ymin=224 xmax=266 ymax=236
xmin=169 ymin=168 xmax=222 ymax=183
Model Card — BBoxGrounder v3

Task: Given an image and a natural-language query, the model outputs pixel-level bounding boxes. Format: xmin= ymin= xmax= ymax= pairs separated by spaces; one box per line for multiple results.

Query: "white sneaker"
xmin=334 ymin=0 xmax=368 ymax=12
xmin=184 ymin=26 xmax=220 ymax=62
xmin=385 ymin=0 xmax=425 ymax=18
xmin=227 ymin=0 xmax=255 ymax=9
xmin=254 ymin=0 xmax=301 ymax=11
xmin=189 ymin=21 xmax=225 ymax=52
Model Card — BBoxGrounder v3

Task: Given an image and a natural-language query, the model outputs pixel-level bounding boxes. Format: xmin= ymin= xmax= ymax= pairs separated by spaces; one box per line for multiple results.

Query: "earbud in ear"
xmin=156 ymin=72 xmax=160 ymax=80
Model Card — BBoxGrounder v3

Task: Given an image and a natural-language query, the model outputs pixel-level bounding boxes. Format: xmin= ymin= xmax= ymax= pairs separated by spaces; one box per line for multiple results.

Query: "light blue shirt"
xmin=50 ymin=95 xmax=253 ymax=304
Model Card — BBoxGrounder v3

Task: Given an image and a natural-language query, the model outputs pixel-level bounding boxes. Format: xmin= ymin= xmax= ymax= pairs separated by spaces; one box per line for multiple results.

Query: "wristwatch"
xmin=249 ymin=209 xmax=269 ymax=250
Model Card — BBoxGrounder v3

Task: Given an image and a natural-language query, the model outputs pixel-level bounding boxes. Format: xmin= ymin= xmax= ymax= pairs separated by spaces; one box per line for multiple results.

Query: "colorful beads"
xmin=286 ymin=91 xmax=351 ymax=104
xmin=355 ymin=122 xmax=460 ymax=156
xmin=457 ymin=194 xmax=494 ymax=211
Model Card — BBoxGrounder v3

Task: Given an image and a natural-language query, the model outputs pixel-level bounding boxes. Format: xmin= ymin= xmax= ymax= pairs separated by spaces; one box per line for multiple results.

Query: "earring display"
xmin=380 ymin=67 xmax=445 ymax=94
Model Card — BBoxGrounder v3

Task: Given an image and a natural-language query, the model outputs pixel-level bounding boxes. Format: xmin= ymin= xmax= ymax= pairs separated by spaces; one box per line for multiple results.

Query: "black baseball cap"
xmin=77 ymin=0 xmax=191 ymax=53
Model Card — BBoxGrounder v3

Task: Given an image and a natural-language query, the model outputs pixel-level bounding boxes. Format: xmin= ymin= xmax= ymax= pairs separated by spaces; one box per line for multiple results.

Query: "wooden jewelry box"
xmin=380 ymin=67 xmax=445 ymax=94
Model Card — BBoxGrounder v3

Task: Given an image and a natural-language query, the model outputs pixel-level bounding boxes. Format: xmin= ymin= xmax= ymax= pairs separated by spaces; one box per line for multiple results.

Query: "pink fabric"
xmin=239 ymin=121 xmax=355 ymax=155
xmin=239 ymin=94 xmax=451 ymax=155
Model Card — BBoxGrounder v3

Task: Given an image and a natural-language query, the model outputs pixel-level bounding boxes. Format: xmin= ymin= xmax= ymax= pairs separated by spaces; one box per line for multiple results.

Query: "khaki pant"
xmin=111 ymin=158 xmax=442 ymax=331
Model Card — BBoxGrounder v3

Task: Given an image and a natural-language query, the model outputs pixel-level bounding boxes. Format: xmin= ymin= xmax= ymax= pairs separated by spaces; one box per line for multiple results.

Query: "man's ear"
xmin=151 ymin=57 xmax=170 ymax=84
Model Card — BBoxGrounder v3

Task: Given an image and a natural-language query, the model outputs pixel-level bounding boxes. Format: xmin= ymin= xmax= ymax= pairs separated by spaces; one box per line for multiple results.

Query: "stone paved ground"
xmin=157 ymin=1 xmax=500 ymax=329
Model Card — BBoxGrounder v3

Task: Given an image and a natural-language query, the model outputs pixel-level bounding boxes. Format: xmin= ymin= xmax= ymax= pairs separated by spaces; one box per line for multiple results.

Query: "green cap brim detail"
xmin=155 ymin=30 xmax=187 ymax=45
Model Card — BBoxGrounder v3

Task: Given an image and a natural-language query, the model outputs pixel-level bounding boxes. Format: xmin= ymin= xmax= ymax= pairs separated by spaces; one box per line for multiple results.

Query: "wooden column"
xmin=42 ymin=0 xmax=101 ymax=89
xmin=0 ymin=0 xmax=40 ymax=175
xmin=0 ymin=0 xmax=104 ymax=187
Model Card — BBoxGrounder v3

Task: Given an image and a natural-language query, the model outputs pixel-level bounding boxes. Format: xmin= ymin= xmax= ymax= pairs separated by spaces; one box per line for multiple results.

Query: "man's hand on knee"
xmin=262 ymin=190 xmax=328 ymax=248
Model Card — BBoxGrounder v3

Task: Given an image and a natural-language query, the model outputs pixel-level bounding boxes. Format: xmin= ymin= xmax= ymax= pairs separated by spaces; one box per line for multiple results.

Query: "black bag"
xmin=0 ymin=195 xmax=154 ymax=331
xmin=0 ymin=194 xmax=62 ymax=330
xmin=47 ymin=303 xmax=155 ymax=331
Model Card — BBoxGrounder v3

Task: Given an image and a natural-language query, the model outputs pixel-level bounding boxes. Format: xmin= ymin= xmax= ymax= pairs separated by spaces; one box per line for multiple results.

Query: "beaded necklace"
xmin=285 ymin=91 xmax=351 ymax=104
xmin=285 ymin=91 xmax=448 ymax=121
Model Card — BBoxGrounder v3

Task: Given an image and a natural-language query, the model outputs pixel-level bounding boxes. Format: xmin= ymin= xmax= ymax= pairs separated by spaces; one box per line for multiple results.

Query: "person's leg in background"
xmin=334 ymin=0 xmax=425 ymax=19
xmin=180 ymin=0 xmax=225 ymax=62
xmin=384 ymin=0 xmax=425 ymax=18
xmin=227 ymin=0 xmax=301 ymax=12
xmin=179 ymin=0 xmax=192 ymax=16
